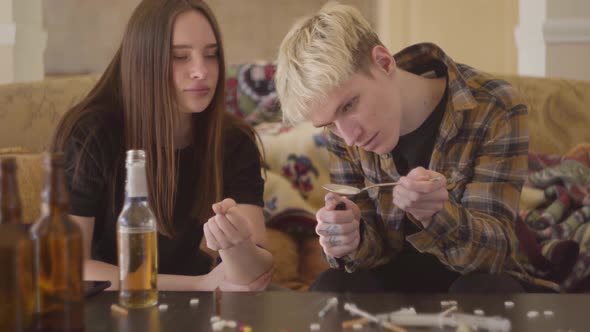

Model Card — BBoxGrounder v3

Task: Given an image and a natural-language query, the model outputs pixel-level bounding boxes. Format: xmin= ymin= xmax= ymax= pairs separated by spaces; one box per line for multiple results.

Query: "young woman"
xmin=52 ymin=0 xmax=273 ymax=291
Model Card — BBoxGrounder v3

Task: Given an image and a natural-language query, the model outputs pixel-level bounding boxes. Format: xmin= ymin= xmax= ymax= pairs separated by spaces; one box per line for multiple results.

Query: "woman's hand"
xmin=204 ymin=198 xmax=253 ymax=251
xmin=204 ymin=264 xmax=272 ymax=291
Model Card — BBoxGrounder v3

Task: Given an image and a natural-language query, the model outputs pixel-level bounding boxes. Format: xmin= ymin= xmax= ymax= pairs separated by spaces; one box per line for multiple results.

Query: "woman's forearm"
xmin=84 ymin=259 xmax=210 ymax=291
xmin=218 ymin=239 xmax=274 ymax=285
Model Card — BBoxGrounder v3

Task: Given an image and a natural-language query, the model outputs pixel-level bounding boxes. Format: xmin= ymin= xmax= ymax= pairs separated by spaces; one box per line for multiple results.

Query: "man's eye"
xmin=342 ymin=102 xmax=353 ymax=113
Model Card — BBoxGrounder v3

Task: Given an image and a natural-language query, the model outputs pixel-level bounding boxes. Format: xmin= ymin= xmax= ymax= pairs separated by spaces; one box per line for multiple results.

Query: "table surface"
xmin=85 ymin=291 xmax=588 ymax=331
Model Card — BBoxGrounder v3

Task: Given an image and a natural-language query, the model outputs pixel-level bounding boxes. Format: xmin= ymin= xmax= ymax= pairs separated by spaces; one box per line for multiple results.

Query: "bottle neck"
xmin=125 ymin=163 xmax=148 ymax=200
xmin=0 ymin=170 xmax=23 ymax=224
xmin=41 ymin=166 xmax=70 ymax=214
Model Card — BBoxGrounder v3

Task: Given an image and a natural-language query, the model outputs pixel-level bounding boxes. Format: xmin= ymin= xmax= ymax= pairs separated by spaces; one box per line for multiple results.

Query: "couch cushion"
xmin=500 ymin=75 xmax=590 ymax=155
xmin=0 ymin=75 xmax=100 ymax=153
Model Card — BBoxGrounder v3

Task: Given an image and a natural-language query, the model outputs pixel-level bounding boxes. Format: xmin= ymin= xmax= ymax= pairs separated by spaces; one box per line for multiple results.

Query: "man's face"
xmin=309 ymin=66 xmax=402 ymax=155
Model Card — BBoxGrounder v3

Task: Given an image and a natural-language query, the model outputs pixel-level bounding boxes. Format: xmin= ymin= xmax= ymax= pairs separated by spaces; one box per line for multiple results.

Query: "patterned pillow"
xmin=257 ymin=122 xmax=330 ymax=211
xmin=257 ymin=122 xmax=331 ymax=237
xmin=225 ymin=63 xmax=281 ymax=125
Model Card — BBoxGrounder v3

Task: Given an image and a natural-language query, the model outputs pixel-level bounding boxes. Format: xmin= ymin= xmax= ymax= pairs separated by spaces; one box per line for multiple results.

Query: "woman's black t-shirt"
xmin=64 ymin=110 xmax=264 ymax=276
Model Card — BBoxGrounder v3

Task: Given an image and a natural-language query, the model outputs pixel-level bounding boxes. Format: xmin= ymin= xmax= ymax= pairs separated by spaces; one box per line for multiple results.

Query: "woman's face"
xmin=171 ymin=10 xmax=220 ymax=114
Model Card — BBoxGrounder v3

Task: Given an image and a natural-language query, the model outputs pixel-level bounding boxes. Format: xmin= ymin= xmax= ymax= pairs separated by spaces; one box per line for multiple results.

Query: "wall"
xmin=0 ymin=0 xmax=15 ymax=83
xmin=43 ymin=0 xmax=376 ymax=75
xmin=545 ymin=0 xmax=590 ymax=81
xmin=0 ymin=0 xmax=46 ymax=84
xmin=377 ymin=0 xmax=518 ymax=76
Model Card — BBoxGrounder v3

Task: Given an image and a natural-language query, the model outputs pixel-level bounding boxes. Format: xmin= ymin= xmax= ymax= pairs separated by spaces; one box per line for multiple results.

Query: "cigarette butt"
xmin=341 ymin=318 xmax=369 ymax=328
xmin=382 ymin=321 xmax=407 ymax=332
xmin=110 ymin=304 xmax=128 ymax=317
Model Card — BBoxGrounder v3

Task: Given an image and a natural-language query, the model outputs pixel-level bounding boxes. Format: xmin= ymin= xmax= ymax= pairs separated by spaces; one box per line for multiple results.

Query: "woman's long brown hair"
xmin=52 ymin=0 xmax=259 ymax=237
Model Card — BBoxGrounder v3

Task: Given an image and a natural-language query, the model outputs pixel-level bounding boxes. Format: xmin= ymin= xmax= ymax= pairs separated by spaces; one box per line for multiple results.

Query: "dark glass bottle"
xmin=30 ymin=153 xmax=84 ymax=332
xmin=0 ymin=157 xmax=34 ymax=332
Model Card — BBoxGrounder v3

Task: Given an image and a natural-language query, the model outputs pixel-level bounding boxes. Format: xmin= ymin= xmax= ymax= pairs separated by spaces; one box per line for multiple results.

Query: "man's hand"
xmin=315 ymin=193 xmax=361 ymax=258
xmin=204 ymin=198 xmax=252 ymax=251
xmin=393 ymin=167 xmax=448 ymax=227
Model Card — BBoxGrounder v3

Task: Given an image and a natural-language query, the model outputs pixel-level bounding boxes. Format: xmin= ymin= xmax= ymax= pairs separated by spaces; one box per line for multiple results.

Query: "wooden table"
xmin=85 ymin=291 xmax=588 ymax=331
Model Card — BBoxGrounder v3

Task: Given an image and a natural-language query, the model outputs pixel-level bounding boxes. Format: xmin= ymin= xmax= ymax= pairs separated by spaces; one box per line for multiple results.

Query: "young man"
xmin=275 ymin=3 xmax=541 ymax=292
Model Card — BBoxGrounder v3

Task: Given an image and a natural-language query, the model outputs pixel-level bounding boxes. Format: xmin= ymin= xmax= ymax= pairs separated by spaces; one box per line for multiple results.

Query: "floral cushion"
xmin=224 ymin=64 xmax=330 ymax=237
xmin=225 ymin=63 xmax=282 ymax=125
xmin=256 ymin=122 xmax=330 ymax=237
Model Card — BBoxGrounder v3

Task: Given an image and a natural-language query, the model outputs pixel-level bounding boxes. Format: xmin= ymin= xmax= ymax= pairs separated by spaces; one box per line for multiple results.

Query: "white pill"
xmin=543 ymin=310 xmax=554 ymax=317
xmin=310 ymin=322 xmax=321 ymax=331
xmin=226 ymin=320 xmax=237 ymax=328
xmin=158 ymin=304 xmax=168 ymax=311
xmin=527 ymin=310 xmax=539 ymax=319
xmin=189 ymin=298 xmax=200 ymax=306
xmin=210 ymin=315 xmax=221 ymax=323
xmin=504 ymin=301 xmax=515 ymax=309
xmin=352 ymin=323 xmax=363 ymax=330
xmin=474 ymin=309 xmax=484 ymax=316
xmin=212 ymin=320 xmax=225 ymax=331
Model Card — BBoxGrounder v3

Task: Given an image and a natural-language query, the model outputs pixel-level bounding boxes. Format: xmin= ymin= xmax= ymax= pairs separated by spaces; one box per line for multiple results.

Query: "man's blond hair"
xmin=275 ymin=2 xmax=383 ymax=124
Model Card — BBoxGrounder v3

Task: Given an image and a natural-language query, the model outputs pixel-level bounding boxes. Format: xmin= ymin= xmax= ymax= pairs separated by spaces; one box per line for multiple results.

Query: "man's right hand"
xmin=315 ymin=193 xmax=361 ymax=258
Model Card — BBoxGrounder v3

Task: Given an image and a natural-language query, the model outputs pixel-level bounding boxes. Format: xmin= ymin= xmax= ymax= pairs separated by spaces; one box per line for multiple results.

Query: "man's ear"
xmin=371 ymin=45 xmax=396 ymax=75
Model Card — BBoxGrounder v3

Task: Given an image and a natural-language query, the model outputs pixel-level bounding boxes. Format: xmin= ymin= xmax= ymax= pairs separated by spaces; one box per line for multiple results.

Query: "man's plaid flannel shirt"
xmin=325 ymin=43 xmax=530 ymax=279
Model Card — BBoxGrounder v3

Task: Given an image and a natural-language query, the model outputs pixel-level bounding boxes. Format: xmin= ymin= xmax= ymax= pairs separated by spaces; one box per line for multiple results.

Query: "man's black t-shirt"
xmin=64 ymin=110 xmax=264 ymax=276
xmin=383 ymin=76 xmax=462 ymax=292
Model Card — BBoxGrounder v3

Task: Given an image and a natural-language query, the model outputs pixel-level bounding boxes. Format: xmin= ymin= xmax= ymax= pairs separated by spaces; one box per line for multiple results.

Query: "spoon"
xmin=322 ymin=176 xmax=444 ymax=196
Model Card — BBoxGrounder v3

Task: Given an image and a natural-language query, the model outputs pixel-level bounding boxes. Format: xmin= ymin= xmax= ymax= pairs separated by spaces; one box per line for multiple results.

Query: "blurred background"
xmin=0 ymin=0 xmax=589 ymax=84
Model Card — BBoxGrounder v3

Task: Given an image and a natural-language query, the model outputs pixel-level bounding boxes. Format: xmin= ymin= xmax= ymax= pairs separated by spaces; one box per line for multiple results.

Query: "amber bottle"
xmin=30 ymin=153 xmax=84 ymax=331
xmin=0 ymin=157 xmax=34 ymax=331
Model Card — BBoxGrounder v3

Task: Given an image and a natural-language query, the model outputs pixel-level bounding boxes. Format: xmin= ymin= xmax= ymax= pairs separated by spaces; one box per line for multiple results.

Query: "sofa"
xmin=2 ymin=63 xmax=590 ymax=292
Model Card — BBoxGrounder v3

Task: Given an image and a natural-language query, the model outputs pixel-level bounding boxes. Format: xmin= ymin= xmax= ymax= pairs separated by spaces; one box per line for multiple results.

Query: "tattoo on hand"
xmin=328 ymin=236 xmax=341 ymax=247
xmin=325 ymin=225 xmax=339 ymax=236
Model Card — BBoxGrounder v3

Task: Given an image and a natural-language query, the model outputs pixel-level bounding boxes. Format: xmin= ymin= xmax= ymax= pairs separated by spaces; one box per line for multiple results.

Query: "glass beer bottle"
xmin=30 ymin=153 xmax=84 ymax=332
xmin=117 ymin=150 xmax=158 ymax=308
xmin=0 ymin=157 xmax=34 ymax=332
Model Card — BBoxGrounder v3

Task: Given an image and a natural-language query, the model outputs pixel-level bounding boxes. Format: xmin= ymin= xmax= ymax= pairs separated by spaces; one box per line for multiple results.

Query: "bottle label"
xmin=126 ymin=164 xmax=148 ymax=198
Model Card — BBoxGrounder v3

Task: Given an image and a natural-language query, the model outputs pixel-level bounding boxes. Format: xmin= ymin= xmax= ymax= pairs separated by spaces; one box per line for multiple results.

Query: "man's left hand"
xmin=392 ymin=167 xmax=448 ymax=227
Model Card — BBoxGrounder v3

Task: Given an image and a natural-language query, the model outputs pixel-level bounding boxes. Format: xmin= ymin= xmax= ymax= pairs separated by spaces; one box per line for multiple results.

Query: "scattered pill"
xmin=110 ymin=304 xmax=128 ymax=317
xmin=240 ymin=325 xmax=252 ymax=332
xmin=527 ymin=310 xmax=540 ymax=319
xmin=158 ymin=304 xmax=168 ymax=312
xmin=189 ymin=298 xmax=200 ymax=306
xmin=212 ymin=320 xmax=225 ymax=331
xmin=474 ymin=309 xmax=484 ymax=316
xmin=504 ymin=301 xmax=515 ymax=309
